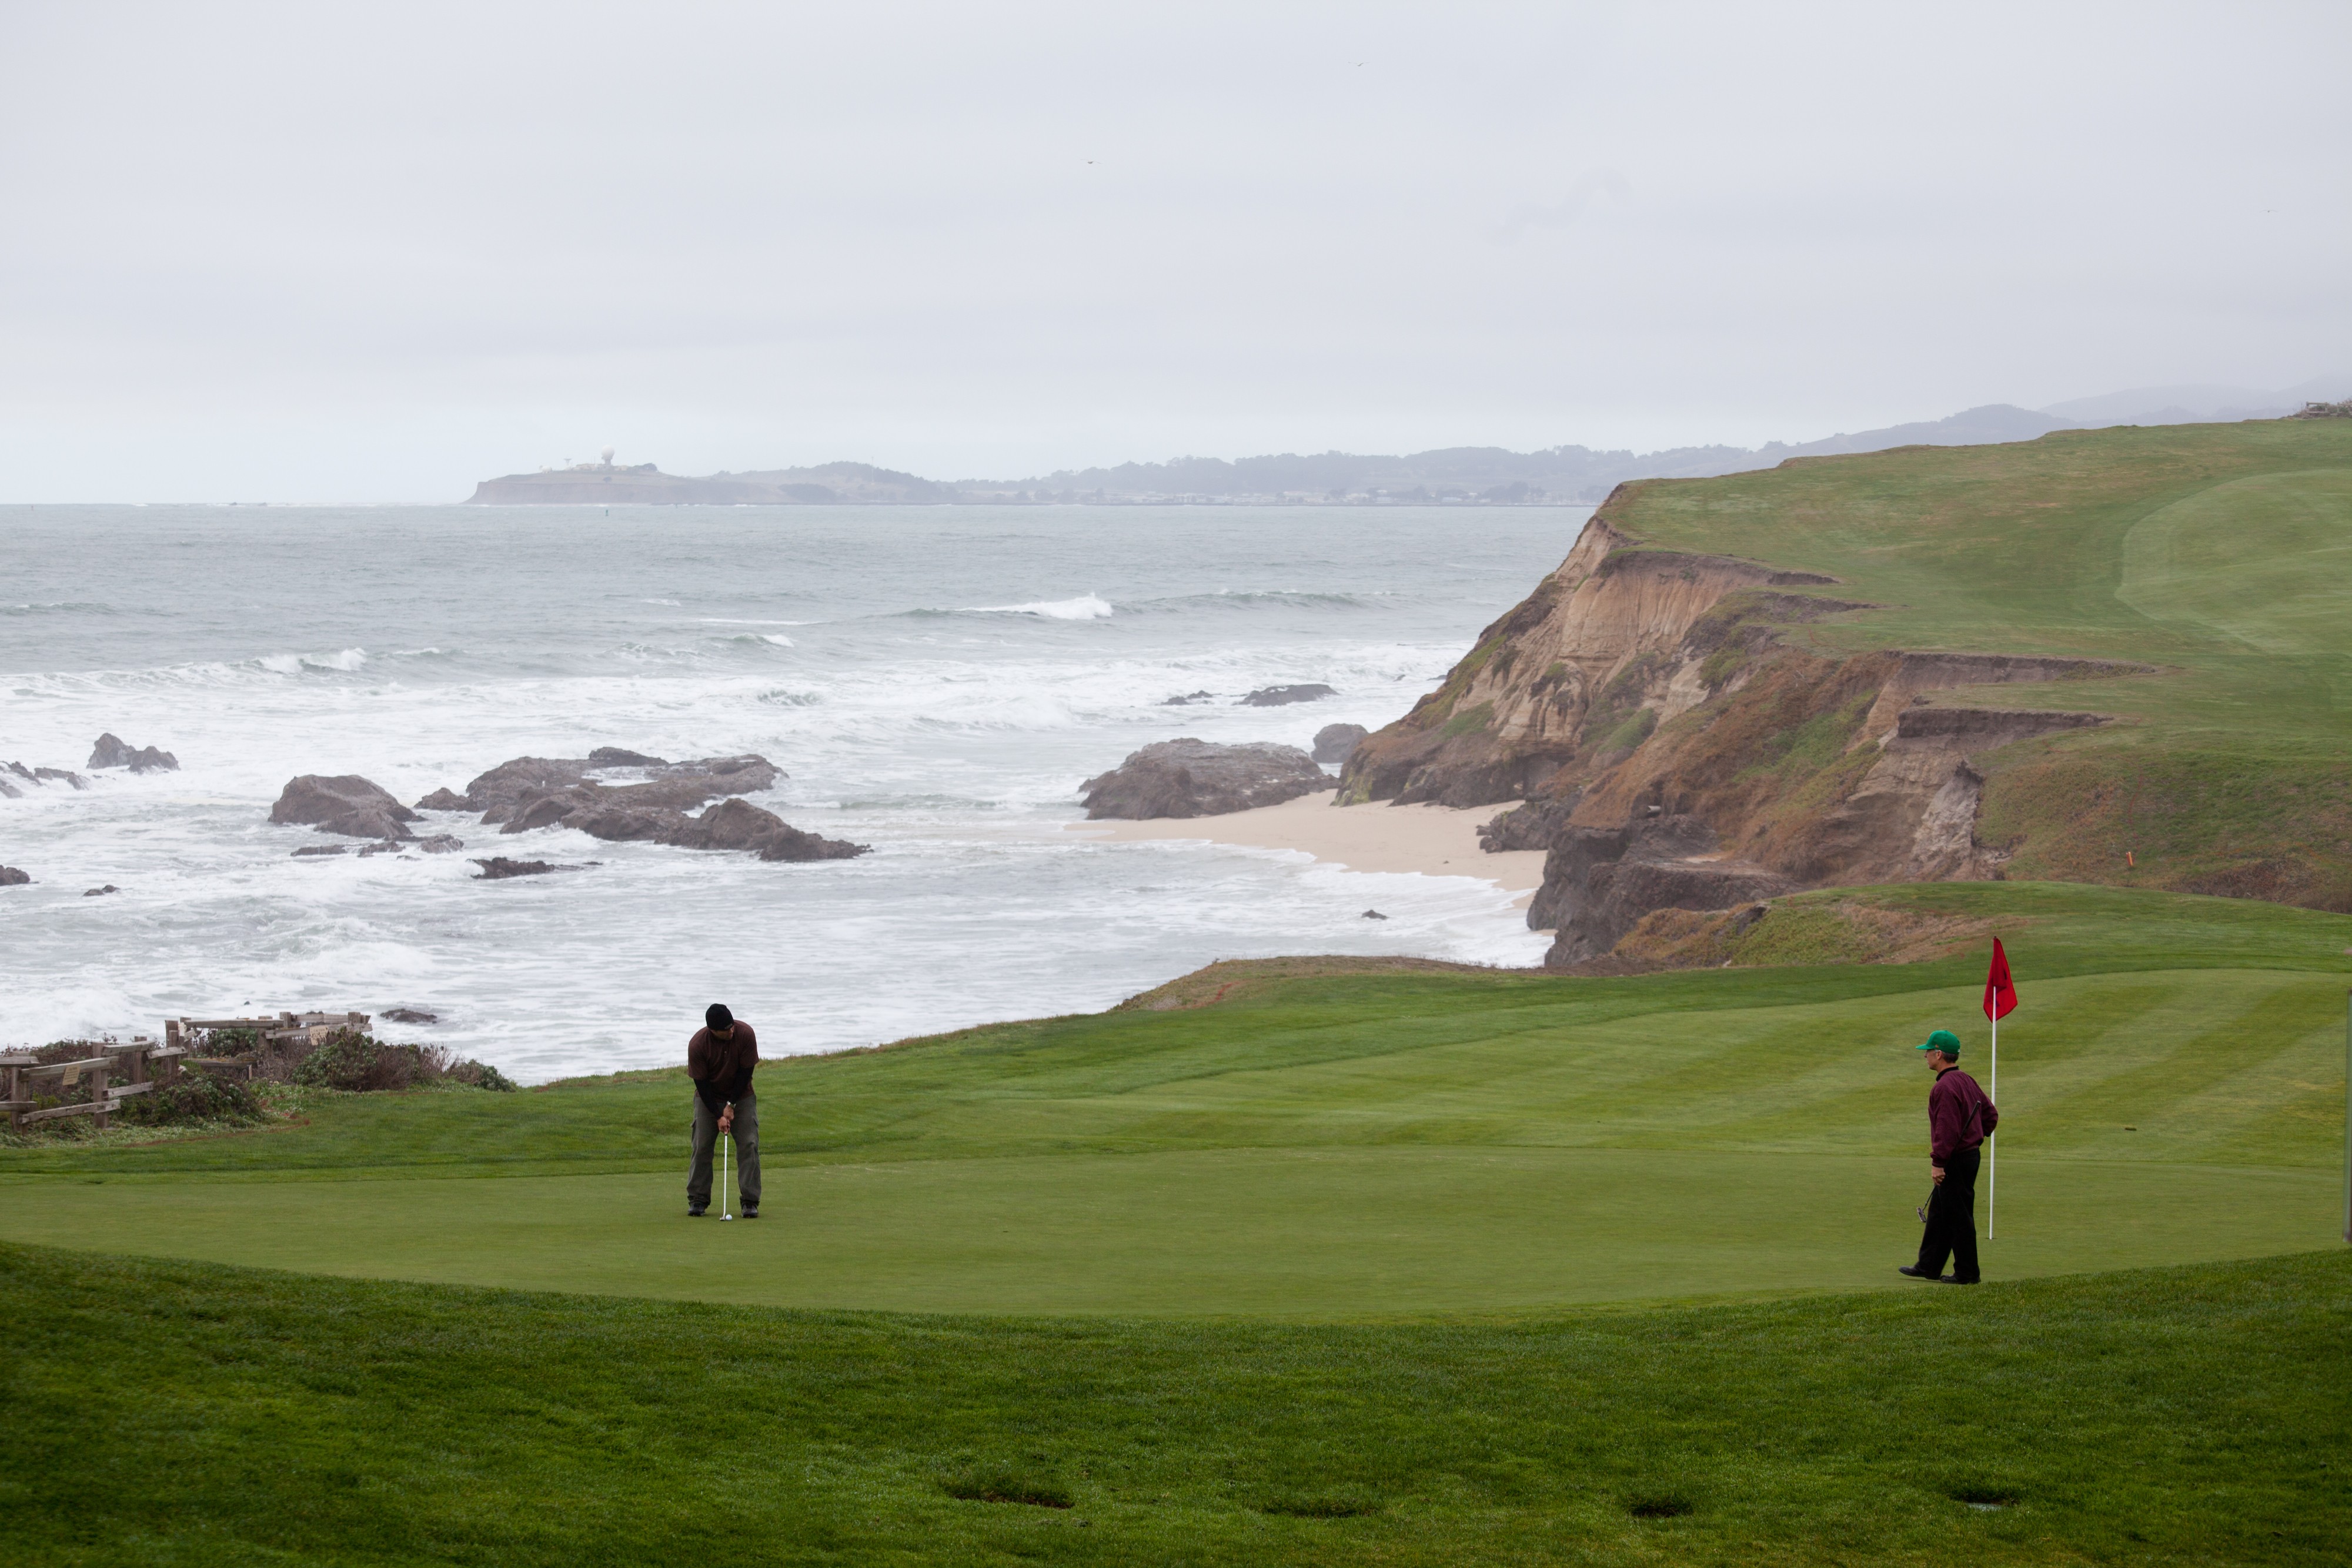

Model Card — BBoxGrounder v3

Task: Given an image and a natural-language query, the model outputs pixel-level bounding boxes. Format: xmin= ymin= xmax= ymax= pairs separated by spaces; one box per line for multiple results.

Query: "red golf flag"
xmin=1983 ymin=937 xmax=2017 ymax=1021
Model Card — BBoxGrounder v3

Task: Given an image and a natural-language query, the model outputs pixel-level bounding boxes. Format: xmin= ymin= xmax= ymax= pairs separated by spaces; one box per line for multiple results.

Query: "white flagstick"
xmin=1989 ymin=1009 xmax=1997 ymax=1241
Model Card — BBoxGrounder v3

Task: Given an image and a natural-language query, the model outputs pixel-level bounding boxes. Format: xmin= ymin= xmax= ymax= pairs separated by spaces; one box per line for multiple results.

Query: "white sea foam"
xmin=965 ymin=593 xmax=1115 ymax=620
xmin=0 ymin=501 xmax=1589 ymax=1079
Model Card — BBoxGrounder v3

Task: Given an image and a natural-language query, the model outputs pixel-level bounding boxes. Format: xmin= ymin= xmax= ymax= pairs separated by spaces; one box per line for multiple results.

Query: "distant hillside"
xmin=466 ymin=386 xmax=2347 ymax=506
xmin=2042 ymin=375 xmax=2349 ymax=427
xmin=961 ymin=404 xmax=2079 ymax=503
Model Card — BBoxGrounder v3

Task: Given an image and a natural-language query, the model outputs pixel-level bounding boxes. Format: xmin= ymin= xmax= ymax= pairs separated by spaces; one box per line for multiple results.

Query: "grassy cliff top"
xmin=1602 ymin=419 xmax=2352 ymax=756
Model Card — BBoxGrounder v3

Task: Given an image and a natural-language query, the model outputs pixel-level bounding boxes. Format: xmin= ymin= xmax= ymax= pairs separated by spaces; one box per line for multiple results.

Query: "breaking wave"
xmin=961 ymin=594 xmax=1115 ymax=620
xmin=258 ymin=647 xmax=369 ymax=674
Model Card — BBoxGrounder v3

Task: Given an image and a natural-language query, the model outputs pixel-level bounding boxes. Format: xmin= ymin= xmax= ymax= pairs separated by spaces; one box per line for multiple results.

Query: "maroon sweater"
xmin=687 ymin=1022 xmax=758 ymax=1112
xmin=1928 ymin=1066 xmax=1998 ymax=1162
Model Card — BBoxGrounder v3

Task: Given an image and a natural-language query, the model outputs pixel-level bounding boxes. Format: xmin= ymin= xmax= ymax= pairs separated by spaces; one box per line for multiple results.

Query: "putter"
xmin=720 ymin=1129 xmax=734 ymax=1220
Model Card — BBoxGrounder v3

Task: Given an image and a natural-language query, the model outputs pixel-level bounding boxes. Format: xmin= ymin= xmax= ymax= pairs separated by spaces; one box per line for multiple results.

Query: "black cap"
xmin=705 ymin=1003 xmax=733 ymax=1030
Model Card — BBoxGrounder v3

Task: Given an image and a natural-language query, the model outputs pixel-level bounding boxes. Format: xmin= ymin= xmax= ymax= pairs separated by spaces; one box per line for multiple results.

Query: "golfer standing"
xmin=686 ymin=1003 xmax=760 ymax=1218
xmin=1900 ymin=1028 xmax=1997 ymax=1284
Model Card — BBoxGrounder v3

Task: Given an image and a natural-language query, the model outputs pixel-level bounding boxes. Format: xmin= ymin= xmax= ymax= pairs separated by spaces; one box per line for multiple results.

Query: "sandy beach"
xmin=1068 ymin=790 xmax=1549 ymax=908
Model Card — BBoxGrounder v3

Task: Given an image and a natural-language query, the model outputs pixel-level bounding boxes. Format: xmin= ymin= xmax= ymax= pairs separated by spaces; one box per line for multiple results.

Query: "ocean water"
xmin=1 ymin=503 xmax=1585 ymax=1081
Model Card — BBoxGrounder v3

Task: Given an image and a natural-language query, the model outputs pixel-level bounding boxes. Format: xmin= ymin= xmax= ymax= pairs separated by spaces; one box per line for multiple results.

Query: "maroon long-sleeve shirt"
xmin=1928 ymin=1066 xmax=1998 ymax=1162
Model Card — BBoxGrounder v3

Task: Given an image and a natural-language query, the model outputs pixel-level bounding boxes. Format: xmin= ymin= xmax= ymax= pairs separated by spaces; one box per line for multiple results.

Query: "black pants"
xmin=1916 ymin=1144 xmax=1982 ymax=1282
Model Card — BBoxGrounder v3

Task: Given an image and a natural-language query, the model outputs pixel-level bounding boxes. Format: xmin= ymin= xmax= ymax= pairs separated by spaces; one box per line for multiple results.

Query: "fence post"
xmin=91 ymin=1059 xmax=110 ymax=1132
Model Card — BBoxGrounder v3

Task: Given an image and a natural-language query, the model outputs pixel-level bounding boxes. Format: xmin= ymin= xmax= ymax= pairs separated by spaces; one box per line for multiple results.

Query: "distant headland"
xmin=467 ymin=389 xmax=2348 ymax=506
xmin=466 ymin=456 xmax=953 ymax=506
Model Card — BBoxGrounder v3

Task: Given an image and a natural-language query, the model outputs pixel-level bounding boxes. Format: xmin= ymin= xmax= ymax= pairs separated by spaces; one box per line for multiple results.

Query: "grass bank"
xmin=2 ymin=1242 xmax=2344 ymax=1566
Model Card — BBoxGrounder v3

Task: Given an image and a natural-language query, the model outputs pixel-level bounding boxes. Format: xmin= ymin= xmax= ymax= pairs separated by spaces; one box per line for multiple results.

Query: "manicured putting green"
xmin=5 ymin=881 xmax=2344 ymax=1316
xmin=4 ymin=1148 xmax=2330 ymax=1315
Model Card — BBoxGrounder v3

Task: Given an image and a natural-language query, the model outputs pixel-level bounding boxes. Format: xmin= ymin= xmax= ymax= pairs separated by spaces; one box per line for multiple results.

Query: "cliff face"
xmin=1337 ymin=507 xmax=1850 ymax=808
xmin=1340 ymin=503 xmax=2153 ymax=967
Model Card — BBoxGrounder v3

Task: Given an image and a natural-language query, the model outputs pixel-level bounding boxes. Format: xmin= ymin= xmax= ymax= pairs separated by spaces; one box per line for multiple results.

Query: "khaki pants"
xmin=687 ymin=1091 xmax=760 ymax=1212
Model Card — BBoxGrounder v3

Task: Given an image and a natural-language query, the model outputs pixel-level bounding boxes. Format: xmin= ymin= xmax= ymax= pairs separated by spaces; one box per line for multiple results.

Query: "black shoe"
xmin=1942 ymin=1275 xmax=1980 ymax=1285
xmin=1897 ymin=1265 xmax=1950 ymax=1281
xmin=687 ymin=1206 xmax=707 ymax=1218
xmin=740 ymin=1209 xmax=759 ymax=1219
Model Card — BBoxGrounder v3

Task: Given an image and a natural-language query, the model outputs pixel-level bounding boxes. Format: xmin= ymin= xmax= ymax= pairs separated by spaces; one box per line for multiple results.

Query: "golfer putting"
xmin=1899 ymin=1028 xmax=1997 ymax=1284
xmin=686 ymin=1003 xmax=760 ymax=1219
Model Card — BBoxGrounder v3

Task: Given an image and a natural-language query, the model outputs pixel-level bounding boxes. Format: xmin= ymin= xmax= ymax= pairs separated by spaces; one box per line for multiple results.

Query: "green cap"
xmin=1917 ymin=1029 xmax=1962 ymax=1057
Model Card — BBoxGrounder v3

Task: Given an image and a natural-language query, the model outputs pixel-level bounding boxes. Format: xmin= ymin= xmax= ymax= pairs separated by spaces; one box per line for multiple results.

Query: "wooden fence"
xmin=4 ymin=1011 xmax=371 ymax=1134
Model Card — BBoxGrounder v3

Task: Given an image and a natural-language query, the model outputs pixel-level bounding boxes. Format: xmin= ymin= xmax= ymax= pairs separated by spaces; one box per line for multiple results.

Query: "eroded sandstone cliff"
xmin=1338 ymin=500 xmax=2153 ymax=967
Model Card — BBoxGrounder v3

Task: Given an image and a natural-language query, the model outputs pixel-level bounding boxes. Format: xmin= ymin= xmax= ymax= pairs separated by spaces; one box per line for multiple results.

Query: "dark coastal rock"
xmin=83 ymin=884 xmax=119 ymax=897
xmin=1241 ymin=683 xmax=1336 ymax=707
xmin=5 ymin=761 xmax=88 ymax=790
xmin=1080 ymin=738 xmax=1334 ymax=820
xmin=0 ymin=866 xmax=29 ymax=885
xmin=662 ymin=797 xmax=870 ymax=861
xmin=1311 ymin=723 xmax=1368 ymax=765
xmin=290 ymin=845 xmax=347 ymax=858
xmin=471 ymin=857 xmax=596 ymax=880
xmin=1160 ymin=690 xmax=1214 ymax=706
xmin=270 ymin=775 xmax=419 ymax=840
xmin=356 ymin=841 xmax=407 ymax=858
xmin=1536 ymin=814 xmax=1794 ymax=968
xmin=444 ymin=751 xmax=781 ymax=823
xmin=415 ymin=747 xmax=858 ymax=863
xmin=500 ymin=793 xmax=584 ymax=835
xmin=382 ymin=1007 xmax=438 ymax=1024
xmin=89 ymin=733 xmax=179 ymax=772
xmin=1361 ymin=908 xmax=1388 ymax=920
xmin=413 ymin=834 xmax=465 ymax=854
xmin=1478 ymin=791 xmax=1583 ymax=854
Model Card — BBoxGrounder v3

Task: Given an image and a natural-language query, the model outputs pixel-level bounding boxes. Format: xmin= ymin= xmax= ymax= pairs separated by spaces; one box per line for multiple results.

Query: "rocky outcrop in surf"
xmin=1081 ymin=739 xmax=1333 ymax=819
xmin=471 ymin=857 xmax=594 ymax=880
xmin=415 ymin=748 xmax=866 ymax=862
xmin=0 ymin=866 xmax=29 ymax=886
xmin=89 ymin=733 xmax=178 ymax=772
xmin=1242 ymin=684 xmax=1335 ymax=707
xmin=1 ymin=761 xmax=89 ymax=797
xmin=417 ymin=749 xmax=783 ymax=821
xmin=272 ymin=775 xmax=420 ymax=841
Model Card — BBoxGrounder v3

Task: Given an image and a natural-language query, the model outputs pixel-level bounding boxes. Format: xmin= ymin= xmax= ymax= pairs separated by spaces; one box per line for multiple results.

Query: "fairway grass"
xmin=2 ymin=881 xmax=2344 ymax=1315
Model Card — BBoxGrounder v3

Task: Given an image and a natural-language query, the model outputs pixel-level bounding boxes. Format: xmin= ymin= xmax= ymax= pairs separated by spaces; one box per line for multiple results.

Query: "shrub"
xmin=441 ymin=1057 xmax=520 ymax=1093
xmin=118 ymin=1074 xmax=265 ymax=1128
xmin=291 ymin=1029 xmax=517 ymax=1093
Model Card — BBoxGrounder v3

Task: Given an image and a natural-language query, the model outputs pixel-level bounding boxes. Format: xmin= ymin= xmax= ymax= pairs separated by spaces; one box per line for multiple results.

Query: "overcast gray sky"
xmin=2 ymin=1 xmax=2344 ymax=500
